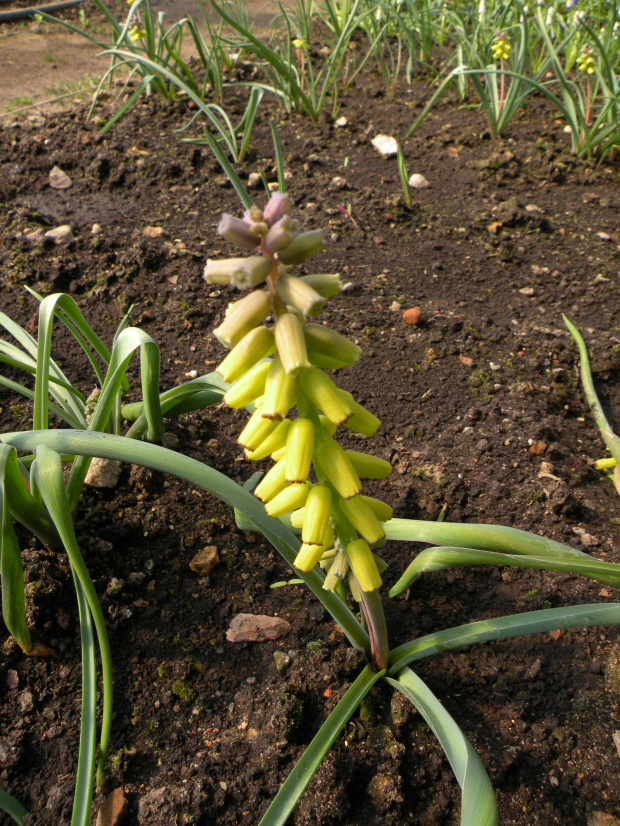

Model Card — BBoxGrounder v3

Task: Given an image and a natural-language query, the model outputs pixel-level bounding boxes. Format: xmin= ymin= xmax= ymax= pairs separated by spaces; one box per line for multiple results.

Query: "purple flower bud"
xmin=218 ymin=214 xmax=262 ymax=250
xmin=264 ymin=191 xmax=293 ymax=226
xmin=264 ymin=216 xmax=301 ymax=253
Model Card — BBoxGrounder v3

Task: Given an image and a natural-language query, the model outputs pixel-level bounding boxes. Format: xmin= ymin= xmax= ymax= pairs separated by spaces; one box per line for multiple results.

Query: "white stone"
xmin=84 ymin=457 xmax=121 ymax=489
xmin=49 ymin=166 xmax=72 ymax=189
xmin=334 ymin=116 xmax=348 ymax=128
xmin=143 ymin=226 xmax=165 ymax=238
xmin=371 ymin=134 xmax=398 ymax=158
xmin=248 ymin=172 xmax=262 ymax=189
xmin=91 ymin=223 xmax=102 ymax=235
xmin=44 ymin=225 xmax=74 ymax=245
xmin=408 ymin=173 xmax=430 ymax=189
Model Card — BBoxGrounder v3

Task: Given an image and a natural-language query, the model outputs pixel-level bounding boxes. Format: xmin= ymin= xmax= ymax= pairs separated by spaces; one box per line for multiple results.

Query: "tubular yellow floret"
xmin=270 ymin=445 xmax=287 ymax=461
xmin=345 ymin=450 xmax=392 ymax=479
xmin=246 ymin=419 xmax=292 ymax=461
xmin=319 ymin=415 xmax=337 ymax=439
xmin=265 ymin=483 xmax=310 ymax=517
xmin=303 ymin=324 xmax=362 ymax=364
xmin=285 ymin=418 xmax=315 ymax=483
xmin=301 ymin=484 xmax=332 ymax=546
xmin=213 ymin=290 xmax=271 ymax=349
xmin=339 ymin=495 xmax=386 ymax=545
xmin=360 ymin=495 xmax=393 ymax=523
xmin=294 ymin=526 xmax=335 ymax=573
xmin=300 ymin=273 xmax=343 ymax=298
xmin=216 ymin=326 xmax=276 ymax=383
xmin=261 ymin=355 xmax=297 ymax=421
xmin=277 ymin=229 xmax=326 ymax=265
xmin=204 ymin=256 xmax=272 ymax=290
xmin=298 ymin=367 xmax=353 ymax=425
xmin=254 ymin=458 xmax=288 ymax=503
xmin=315 ymin=440 xmax=361 ymax=499
xmin=340 ymin=391 xmax=381 ymax=437
xmin=346 ymin=539 xmax=382 ymax=592
xmin=223 ymin=360 xmax=270 ymax=409
xmin=274 ymin=313 xmax=311 ymax=376
xmin=276 ymin=275 xmax=326 ymax=317
xmin=238 ymin=408 xmax=279 ymax=450
xmin=290 ymin=507 xmax=305 ymax=529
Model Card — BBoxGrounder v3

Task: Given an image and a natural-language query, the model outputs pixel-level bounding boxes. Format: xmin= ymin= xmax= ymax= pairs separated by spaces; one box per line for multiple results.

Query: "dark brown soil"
xmin=1 ymin=61 xmax=620 ymax=826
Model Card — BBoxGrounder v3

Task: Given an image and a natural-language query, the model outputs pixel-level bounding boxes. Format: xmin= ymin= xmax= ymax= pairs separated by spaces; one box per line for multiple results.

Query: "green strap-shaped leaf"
xmin=388 ymin=603 xmax=620 ymax=674
xmin=67 ymin=327 xmax=165 ymax=510
xmin=32 ymin=446 xmax=113 ymax=792
xmin=0 ymin=789 xmax=27 ymax=825
xmin=2 ymin=429 xmax=368 ymax=653
xmin=386 ymin=667 xmax=498 ymax=826
xmin=564 ymin=315 xmax=620 ymax=466
xmin=390 ymin=545 xmax=620 ymax=597
xmin=385 ymin=517 xmax=592 ymax=560
xmin=259 ymin=665 xmax=385 ymax=826
xmin=0 ymin=446 xmax=32 ymax=654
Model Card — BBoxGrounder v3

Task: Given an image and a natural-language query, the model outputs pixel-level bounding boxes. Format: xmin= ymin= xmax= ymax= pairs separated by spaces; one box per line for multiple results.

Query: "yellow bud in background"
xmin=360 ymin=495 xmax=393 ymax=523
xmin=270 ymin=445 xmax=287 ymax=461
xmin=316 ymin=440 xmax=361 ymax=499
xmin=254 ymin=458 xmax=288 ymax=503
xmin=339 ymin=496 xmax=386 ymax=545
xmin=213 ymin=290 xmax=271 ymax=349
xmin=261 ymin=355 xmax=297 ymax=421
xmin=299 ymin=367 xmax=353 ymax=425
xmin=238 ymin=408 xmax=279 ymax=450
xmin=216 ymin=326 xmax=275 ymax=383
xmin=246 ymin=419 xmax=292 ymax=461
xmin=274 ymin=313 xmax=311 ymax=376
xmin=301 ymin=484 xmax=332 ymax=545
xmin=319 ymin=415 xmax=337 ymax=440
xmin=223 ymin=360 xmax=270 ymax=409
xmin=346 ymin=539 xmax=382 ymax=592
xmin=277 ymin=229 xmax=326 ymax=265
xmin=276 ymin=275 xmax=326 ymax=317
xmin=345 ymin=450 xmax=392 ymax=479
xmin=300 ymin=273 xmax=343 ymax=298
xmin=322 ymin=548 xmax=349 ymax=591
xmin=303 ymin=324 xmax=362 ymax=365
xmin=290 ymin=507 xmax=305 ymax=529
xmin=265 ymin=483 xmax=310 ymax=517
xmin=285 ymin=418 xmax=315 ymax=483
xmin=340 ymin=391 xmax=381 ymax=437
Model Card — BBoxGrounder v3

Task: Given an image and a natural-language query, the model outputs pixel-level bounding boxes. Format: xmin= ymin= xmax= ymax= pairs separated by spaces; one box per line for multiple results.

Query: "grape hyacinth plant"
xmin=205 ymin=191 xmax=393 ymax=670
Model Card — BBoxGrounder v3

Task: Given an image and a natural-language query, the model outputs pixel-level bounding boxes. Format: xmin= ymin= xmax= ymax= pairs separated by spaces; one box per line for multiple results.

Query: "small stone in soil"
xmin=96 ymin=788 xmax=128 ymax=826
xmin=227 ymin=613 xmax=291 ymax=642
xmin=371 ymin=134 xmax=398 ymax=158
xmin=408 ymin=173 xmax=429 ymax=189
xmin=189 ymin=546 xmax=219 ymax=576
xmin=143 ymin=226 xmax=165 ymax=238
xmin=403 ymin=307 xmax=421 ymax=325
xmin=84 ymin=457 xmax=121 ymax=488
xmin=49 ymin=165 xmax=72 ymax=189
xmin=44 ymin=225 xmax=74 ymax=245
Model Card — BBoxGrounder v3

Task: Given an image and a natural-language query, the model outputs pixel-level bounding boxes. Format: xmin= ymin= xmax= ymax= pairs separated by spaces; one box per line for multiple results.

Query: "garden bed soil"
xmin=1 ymin=65 xmax=620 ymax=826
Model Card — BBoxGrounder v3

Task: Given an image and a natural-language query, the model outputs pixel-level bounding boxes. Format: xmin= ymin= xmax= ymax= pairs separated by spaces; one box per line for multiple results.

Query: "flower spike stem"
xmin=359 ymin=589 xmax=389 ymax=672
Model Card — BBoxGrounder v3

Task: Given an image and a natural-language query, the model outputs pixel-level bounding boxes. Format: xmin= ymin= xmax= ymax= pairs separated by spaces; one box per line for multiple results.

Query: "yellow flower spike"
xmin=322 ymin=548 xmax=349 ymax=591
xmin=238 ymin=408 xmax=279 ymax=450
xmin=577 ymin=49 xmax=596 ymax=74
xmin=347 ymin=570 xmax=363 ymax=603
xmin=265 ymin=483 xmax=310 ymax=518
xmin=294 ymin=542 xmax=326 ymax=572
xmin=339 ymin=496 xmax=386 ymax=545
xmin=254 ymin=458 xmax=288 ymax=503
xmin=339 ymin=391 xmax=381 ymax=437
xmin=246 ymin=419 xmax=292 ymax=461
xmin=319 ymin=415 xmax=337 ymax=439
xmin=301 ymin=484 xmax=332 ymax=545
xmin=360 ymin=495 xmax=393 ymax=523
xmin=596 ymin=457 xmax=617 ymax=470
xmin=303 ymin=323 xmax=362 ymax=365
xmin=213 ymin=290 xmax=271 ymax=349
xmin=346 ymin=539 xmax=382 ymax=592
xmin=315 ymin=440 xmax=362 ymax=499
xmin=216 ymin=326 xmax=276 ymax=383
xmin=274 ymin=313 xmax=311 ymax=376
xmin=204 ymin=256 xmax=272 ymax=289
xmin=298 ymin=367 xmax=353 ymax=425
xmin=223 ymin=360 xmax=270 ymax=410
xmin=261 ymin=355 xmax=297 ymax=421
xmin=285 ymin=418 xmax=315 ymax=483
xmin=300 ymin=273 xmax=343 ymax=298
xmin=290 ymin=507 xmax=305 ymax=529
xmin=344 ymin=450 xmax=393 ymax=479
xmin=276 ymin=275 xmax=326 ymax=318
